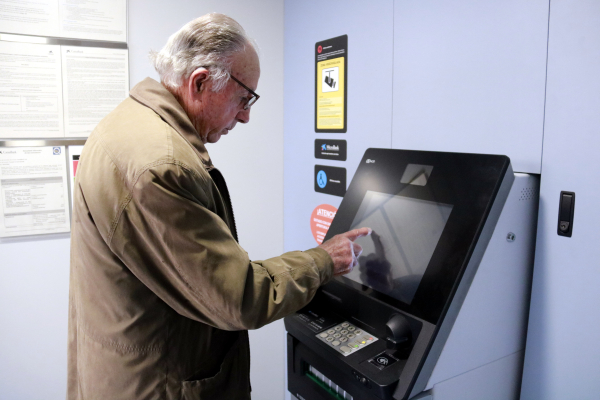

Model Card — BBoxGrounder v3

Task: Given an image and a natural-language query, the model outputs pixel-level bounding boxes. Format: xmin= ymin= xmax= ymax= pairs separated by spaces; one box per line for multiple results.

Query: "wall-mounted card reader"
xmin=558 ymin=191 xmax=575 ymax=237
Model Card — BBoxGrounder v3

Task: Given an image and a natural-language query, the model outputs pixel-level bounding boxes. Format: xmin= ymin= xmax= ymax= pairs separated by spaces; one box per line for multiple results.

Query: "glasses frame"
xmin=230 ymin=74 xmax=260 ymax=110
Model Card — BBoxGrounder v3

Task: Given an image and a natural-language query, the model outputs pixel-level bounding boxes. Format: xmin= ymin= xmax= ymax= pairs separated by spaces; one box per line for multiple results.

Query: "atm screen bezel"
xmin=324 ymin=149 xmax=510 ymax=325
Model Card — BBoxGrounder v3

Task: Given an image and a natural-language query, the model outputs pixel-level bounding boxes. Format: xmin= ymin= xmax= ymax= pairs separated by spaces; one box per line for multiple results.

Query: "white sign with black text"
xmin=0 ymin=146 xmax=70 ymax=237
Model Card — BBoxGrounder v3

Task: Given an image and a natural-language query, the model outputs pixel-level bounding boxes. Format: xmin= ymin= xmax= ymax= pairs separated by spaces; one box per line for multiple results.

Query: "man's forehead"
xmin=230 ymin=48 xmax=260 ymax=89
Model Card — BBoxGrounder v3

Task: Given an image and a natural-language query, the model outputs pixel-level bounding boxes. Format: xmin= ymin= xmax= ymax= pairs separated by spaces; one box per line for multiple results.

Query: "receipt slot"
xmin=285 ymin=149 xmax=539 ymax=400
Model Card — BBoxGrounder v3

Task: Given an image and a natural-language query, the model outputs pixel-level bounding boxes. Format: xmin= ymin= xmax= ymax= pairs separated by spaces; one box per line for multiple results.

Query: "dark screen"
xmin=347 ymin=191 xmax=453 ymax=304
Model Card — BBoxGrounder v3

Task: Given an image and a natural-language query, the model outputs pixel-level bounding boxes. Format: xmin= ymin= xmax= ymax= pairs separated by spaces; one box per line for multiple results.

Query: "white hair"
xmin=150 ymin=13 xmax=255 ymax=92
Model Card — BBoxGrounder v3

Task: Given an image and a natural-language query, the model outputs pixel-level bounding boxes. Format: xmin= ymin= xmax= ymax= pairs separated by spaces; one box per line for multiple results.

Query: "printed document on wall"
xmin=0 ymin=0 xmax=126 ymax=42
xmin=0 ymin=146 xmax=70 ymax=237
xmin=58 ymin=0 xmax=127 ymax=42
xmin=62 ymin=46 xmax=129 ymax=137
xmin=0 ymin=41 xmax=64 ymax=138
xmin=0 ymin=0 xmax=60 ymax=37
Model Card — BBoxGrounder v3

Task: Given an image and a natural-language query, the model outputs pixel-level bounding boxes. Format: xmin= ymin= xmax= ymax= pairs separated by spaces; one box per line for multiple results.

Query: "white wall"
xmin=128 ymin=1 xmax=285 ymax=399
xmin=0 ymin=234 xmax=71 ymax=399
xmin=0 ymin=2 xmax=285 ymax=400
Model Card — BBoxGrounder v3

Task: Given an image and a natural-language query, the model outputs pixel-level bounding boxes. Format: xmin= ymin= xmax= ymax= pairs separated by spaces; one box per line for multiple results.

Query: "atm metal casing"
xmin=285 ymin=149 xmax=538 ymax=400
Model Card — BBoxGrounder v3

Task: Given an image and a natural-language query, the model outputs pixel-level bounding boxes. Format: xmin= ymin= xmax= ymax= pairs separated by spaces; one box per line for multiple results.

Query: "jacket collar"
xmin=129 ymin=77 xmax=213 ymax=169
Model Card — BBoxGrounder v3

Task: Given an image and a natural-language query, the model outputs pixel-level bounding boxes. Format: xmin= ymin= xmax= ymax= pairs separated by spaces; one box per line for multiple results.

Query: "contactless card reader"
xmin=285 ymin=149 xmax=538 ymax=400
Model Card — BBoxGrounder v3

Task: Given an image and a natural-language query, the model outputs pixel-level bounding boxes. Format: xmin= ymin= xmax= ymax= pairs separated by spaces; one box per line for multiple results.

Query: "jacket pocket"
xmin=181 ymin=335 xmax=250 ymax=400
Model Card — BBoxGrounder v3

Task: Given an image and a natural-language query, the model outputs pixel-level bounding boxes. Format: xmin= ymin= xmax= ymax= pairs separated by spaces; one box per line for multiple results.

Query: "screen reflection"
xmin=346 ymin=191 xmax=453 ymax=304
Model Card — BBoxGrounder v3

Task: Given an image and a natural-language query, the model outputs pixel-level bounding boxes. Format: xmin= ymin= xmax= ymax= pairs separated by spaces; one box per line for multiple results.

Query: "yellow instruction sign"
xmin=317 ymin=57 xmax=345 ymax=130
xmin=315 ymin=35 xmax=347 ymax=133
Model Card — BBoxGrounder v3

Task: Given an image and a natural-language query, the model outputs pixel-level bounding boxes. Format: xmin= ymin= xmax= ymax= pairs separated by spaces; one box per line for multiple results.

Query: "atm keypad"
xmin=316 ymin=322 xmax=378 ymax=356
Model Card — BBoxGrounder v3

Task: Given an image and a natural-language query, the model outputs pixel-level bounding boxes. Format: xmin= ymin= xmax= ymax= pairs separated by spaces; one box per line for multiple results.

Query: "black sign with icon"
xmin=315 ymin=139 xmax=347 ymax=161
xmin=315 ymin=165 xmax=346 ymax=197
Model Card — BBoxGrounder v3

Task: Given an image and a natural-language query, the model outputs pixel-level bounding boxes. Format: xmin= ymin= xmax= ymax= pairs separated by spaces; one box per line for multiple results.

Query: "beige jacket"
xmin=67 ymin=78 xmax=333 ymax=399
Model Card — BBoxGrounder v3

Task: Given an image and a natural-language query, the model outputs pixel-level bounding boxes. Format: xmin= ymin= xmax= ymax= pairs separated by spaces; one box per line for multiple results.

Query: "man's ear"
xmin=188 ymin=68 xmax=210 ymax=98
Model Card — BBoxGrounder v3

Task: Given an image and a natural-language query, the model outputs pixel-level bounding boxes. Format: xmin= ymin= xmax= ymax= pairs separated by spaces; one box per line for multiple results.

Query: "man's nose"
xmin=236 ymin=108 xmax=251 ymax=124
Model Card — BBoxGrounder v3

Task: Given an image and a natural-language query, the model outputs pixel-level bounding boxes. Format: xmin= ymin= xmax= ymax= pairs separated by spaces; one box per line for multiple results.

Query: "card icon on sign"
xmin=322 ymin=67 xmax=339 ymax=93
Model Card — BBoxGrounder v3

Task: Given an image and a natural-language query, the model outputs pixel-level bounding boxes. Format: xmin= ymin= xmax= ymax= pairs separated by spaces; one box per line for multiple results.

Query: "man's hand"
xmin=318 ymin=227 xmax=372 ymax=276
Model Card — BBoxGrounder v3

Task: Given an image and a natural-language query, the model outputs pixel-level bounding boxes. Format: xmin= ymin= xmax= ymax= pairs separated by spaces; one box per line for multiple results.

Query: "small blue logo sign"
xmin=321 ymin=144 xmax=327 ymax=151
xmin=53 ymin=147 xmax=61 ymax=155
xmin=317 ymin=170 xmax=327 ymax=188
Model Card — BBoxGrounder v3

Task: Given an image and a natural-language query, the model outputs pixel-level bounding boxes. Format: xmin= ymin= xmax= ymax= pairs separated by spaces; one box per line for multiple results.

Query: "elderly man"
xmin=67 ymin=13 xmax=369 ymax=399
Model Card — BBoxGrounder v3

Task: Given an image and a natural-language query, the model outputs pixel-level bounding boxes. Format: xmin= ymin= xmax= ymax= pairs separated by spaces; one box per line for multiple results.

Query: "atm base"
xmin=287 ymin=339 xmax=523 ymax=400
xmin=287 ymin=333 xmax=394 ymax=400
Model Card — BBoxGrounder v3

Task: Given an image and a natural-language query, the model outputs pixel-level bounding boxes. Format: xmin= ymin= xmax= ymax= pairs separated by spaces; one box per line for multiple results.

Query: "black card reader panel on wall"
xmin=557 ymin=191 xmax=575 ymax=237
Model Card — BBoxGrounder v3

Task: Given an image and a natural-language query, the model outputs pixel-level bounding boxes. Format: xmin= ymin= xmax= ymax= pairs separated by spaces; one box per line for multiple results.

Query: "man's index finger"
xmin=342 ymin=227 xmax=372 ymax=241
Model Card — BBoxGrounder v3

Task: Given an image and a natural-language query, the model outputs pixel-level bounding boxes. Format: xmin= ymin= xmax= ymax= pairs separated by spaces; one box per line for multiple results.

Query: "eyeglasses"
xmin=230 ymin=74 xmax=260 ymax=110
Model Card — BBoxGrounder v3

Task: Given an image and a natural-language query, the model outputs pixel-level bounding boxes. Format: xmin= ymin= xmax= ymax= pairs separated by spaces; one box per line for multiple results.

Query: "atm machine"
xmin=285 ymin=149 xmax=539 ymax=400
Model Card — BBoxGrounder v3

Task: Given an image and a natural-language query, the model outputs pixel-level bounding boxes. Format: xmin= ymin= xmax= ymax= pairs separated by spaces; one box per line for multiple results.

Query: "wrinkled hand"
xmin=319 ymin=227 xmax=372 ymax=276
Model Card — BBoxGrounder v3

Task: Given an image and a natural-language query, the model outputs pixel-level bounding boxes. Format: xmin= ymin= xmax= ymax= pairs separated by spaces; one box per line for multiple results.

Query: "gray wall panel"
xmin=521 ymin=0 xmax=600 ymax=398
xmin=392 ymin=0 xmax=549 ymax=173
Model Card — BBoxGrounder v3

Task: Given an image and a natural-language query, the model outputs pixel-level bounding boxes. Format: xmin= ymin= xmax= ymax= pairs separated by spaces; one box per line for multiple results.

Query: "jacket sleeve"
xmin=109 ymin=161 xmax=334 ymax=330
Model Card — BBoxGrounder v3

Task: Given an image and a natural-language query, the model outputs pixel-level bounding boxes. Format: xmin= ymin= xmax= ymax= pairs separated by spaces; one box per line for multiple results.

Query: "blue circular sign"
xmin=317 ymin=170 xmax=327 ymax=188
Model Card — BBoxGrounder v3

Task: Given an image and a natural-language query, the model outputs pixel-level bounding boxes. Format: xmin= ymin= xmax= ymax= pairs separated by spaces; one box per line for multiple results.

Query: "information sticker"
xmin=0 ymin=146 xmax=70 ymax=237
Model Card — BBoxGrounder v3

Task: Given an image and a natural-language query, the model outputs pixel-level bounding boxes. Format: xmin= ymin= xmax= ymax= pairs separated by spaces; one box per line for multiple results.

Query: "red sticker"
xmin=310 ymin=204 xmax=338 ymax=244
xmin=317 ymin=45 xmax=322 ymax=54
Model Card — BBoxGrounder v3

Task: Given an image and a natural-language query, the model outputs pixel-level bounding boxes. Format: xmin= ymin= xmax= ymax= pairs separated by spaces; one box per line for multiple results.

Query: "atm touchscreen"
xmin=323 ymin=149 xmax=513 ymax=324
xmin=346 ymin=191 xmax=453 ymax=305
